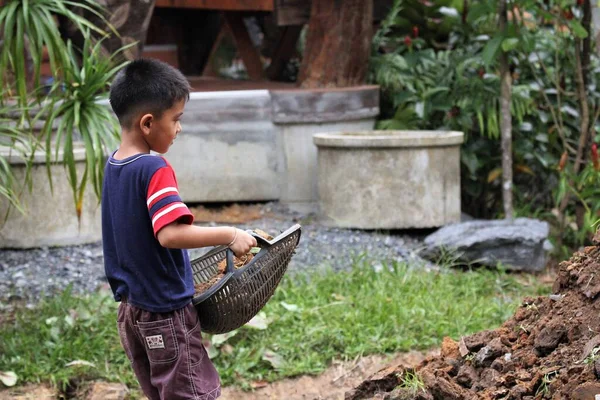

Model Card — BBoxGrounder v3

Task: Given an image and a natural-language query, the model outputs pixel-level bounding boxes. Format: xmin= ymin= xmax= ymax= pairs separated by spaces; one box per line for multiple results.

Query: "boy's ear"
xmin=140 ymin=114 xmax=153 ymax=135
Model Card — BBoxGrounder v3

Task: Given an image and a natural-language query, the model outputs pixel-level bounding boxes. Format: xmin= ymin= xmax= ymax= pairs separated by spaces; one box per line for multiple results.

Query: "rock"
xmin=509 ymin=383 xmax=531 ymax=399
xmin=478 ymin=368 xmax=501 ymax=389
xmin=456 ymin=365 xmax=478 ymax=388
xmin=84 ymin=382 xmax=128 ymax=400
xmin=344 ymin=364 xmax=405 ymax=400
xmin=577 ymin=334 xmax=600 ymax=363
xmin=571 ymin=382 xmax=600 ymax=400
xmin=518 ymin=353 xmax=538 ymax=368
xmin=534 ymin=323 xmax=567 ymax=356
xmin=458 ymin=338 xmax=470 ymax=357
xmin=384 ymin=387 xmax=434 ymax=400
xmin=474 ymin=338 xmax=506 ymax=368
xmin=463 ymin=330 xmax=497 ymax=353
xmin=421 ymin=371 xmax=475 ymax=400
xmin=423 ymin=218 xmax=549 ymax=271
xmin=441 ymin=337 xmax=460 ymax=359
xmin=0 ymin=384 xmax=56 ymax=400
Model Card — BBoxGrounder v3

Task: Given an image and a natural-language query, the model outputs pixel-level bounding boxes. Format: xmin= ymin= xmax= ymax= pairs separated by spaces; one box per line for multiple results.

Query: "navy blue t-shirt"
xmin=101 ymin=153 xmax=195 ymax=313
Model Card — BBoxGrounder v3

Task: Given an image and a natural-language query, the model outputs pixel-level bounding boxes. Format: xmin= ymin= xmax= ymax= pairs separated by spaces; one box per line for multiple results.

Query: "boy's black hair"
xmin=109 ymin=58 xmax=191 ymax=128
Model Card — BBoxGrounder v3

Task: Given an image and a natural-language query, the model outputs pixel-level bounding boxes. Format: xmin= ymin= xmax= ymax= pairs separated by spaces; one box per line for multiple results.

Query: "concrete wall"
xmin=166 ymin=90 xmax=282 ymax=202
xmin=0 ymin=148 xmax=102 ymax=248
xmin=314 ymin=131 xmax=464 ymax=229
xmin=168 ymin=86 xmax=380 ymax=204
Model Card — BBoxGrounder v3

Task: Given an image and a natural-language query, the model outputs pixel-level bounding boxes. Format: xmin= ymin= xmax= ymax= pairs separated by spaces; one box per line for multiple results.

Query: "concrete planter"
xmin=271 ymin=85 xmax=379 ymax=204
xmin=313 ymin=130 xmax=464 ymax=229
xmin=0 ymin=147 xmax=102 ymax=248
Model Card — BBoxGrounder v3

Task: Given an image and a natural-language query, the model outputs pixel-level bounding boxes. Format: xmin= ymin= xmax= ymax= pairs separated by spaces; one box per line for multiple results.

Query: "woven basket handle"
xmin=225 ymin=247 xmax=236 ymax=274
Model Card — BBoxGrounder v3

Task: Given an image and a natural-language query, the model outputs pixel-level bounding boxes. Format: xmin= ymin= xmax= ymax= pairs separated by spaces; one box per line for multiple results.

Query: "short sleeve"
xmin=146 ymin=164 xmax=194 ymax=236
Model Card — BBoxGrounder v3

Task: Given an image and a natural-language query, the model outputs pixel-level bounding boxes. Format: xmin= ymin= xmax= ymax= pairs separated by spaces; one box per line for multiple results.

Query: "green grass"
xmin=0 ymin=259 xmax=550 ymax=393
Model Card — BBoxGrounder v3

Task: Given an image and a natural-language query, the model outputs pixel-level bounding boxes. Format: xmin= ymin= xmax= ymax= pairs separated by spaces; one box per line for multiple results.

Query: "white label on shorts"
xmin=145 ymin=334 xmax=165 ymax=349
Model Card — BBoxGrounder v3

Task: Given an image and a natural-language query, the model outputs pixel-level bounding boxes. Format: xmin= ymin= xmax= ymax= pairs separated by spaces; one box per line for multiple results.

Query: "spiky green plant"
xmin=40 ymin=34 xmax=132 ymax=217
xmin=0 ymin=0 xmax=109 ymax=111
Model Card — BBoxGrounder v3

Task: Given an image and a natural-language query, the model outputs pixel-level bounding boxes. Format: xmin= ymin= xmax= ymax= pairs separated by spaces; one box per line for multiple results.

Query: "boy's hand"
xmin=229 ymin=229 xmax=257 ymax=258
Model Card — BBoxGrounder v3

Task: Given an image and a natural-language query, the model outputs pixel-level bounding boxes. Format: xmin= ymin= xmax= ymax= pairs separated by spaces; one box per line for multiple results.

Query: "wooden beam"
xmin=224 ymin=12 xmax=266 ymax=80
xmin=202 ymin=21 xmax=228 ymax=77
xmin=274 ymin=0 xmax=310 ymax=26
xmin=155 ymin=0 xmax=274 ymax=11
xmin=274 ymin=0 xmax=393 ymax=26
xmin=266 ymin=25 xmax=302 ymax=80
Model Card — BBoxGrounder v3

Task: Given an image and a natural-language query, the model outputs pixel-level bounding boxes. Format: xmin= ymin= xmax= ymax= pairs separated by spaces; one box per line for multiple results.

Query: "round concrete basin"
xmin=313 ymin=130 xmax=464 ymax=229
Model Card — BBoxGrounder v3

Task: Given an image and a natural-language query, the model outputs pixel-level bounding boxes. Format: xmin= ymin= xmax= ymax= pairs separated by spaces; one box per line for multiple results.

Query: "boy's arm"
xmin=157 ymin=223 xmax=257 ymax=257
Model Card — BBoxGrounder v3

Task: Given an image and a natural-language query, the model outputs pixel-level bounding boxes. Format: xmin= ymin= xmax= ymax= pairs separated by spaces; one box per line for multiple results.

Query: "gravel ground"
xmin=0 ymin=203 xmax=430 ymax=308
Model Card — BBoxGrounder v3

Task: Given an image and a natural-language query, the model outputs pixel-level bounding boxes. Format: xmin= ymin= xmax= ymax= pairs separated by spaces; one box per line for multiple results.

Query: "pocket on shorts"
xmin=137 ymin=318 xmax=179 ymax=364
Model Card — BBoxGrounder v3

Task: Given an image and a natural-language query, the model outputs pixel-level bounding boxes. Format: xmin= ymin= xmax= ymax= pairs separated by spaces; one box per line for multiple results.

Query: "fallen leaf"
xmin=280 ymin=302 xmax=300 ymax=312
xmin=64 ymin=315 xmax=75 ymax=328
xmin=250 ymin=247 xmax=261 ymax=254
xmin=262 ymin=350 xmax=285 ymax=369
xmin=245 ymin=312 xmax=271 ymax=330
xmin=65 ymin=360 xmax=96 ymax=368
xmin=203 ymin=339 xmax=219 ymax=359
xmin=0 ymin=371 xmax=17 ymax=387
xmin=487 ymin=167 xmax=502 ymax=183
xmin=211 ymin=331 xmax=238 ymax=346
xmin=222 ymin=344 xmax=235 ymax=355
xmin=251 ymin=380 xmax=269 ymax=389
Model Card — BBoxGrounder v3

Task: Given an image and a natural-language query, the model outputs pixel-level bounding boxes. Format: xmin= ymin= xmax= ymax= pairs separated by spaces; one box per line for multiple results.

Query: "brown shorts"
xmin=117 ymin=300 xmax=221 ymax=400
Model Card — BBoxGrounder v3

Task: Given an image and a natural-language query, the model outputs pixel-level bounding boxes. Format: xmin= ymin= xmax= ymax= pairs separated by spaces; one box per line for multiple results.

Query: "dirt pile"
xmin=346 ymin=243 xmax=600 ymax=400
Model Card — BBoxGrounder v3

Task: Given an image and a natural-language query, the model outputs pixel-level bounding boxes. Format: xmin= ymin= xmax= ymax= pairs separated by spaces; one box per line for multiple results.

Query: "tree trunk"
xmin=499 ymin=0 xmax=513 ymax=219
xmin=60 ymin=0 xmax=156 ymax=62
xmin=557 ymin=1 xmax=592 ymax=241
xmin=298 ymin=0 xmax=373 ymax=88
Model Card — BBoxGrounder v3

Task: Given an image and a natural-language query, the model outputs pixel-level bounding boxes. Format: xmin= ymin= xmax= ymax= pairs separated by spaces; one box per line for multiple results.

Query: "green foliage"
xmin=0 ymin=0 xmax=125 ymax=215
xmin=0 ymin=0 xmax=108 ymax=111
xmin=371 ymin=45 xmax=532 ymax=138
xmin=376 ymin=0 xmax=463 ymax=49
xmin=40 ymin=35 xmax=129 ymax=214
xmin=0 ymin=258 xmax=550 ymax=392
xmin=397 ymin=370 xmax=426 ymax=394
xmin=0 ymin=287 xmax=133 ymax=392
xmin=371 ymin=0 xmax=600 ymax=248
xmin=554 ymin=163 xmax=600 ymax=255
xmin=0 ymin=103 xmax=34 ymax=213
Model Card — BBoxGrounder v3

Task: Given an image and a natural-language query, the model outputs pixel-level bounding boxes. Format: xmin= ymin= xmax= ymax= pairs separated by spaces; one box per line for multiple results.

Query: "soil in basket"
xmin=193 ymin=229 xmax=273 ymax=296
xmin=346 ymin=237 xmax=600 ymax=400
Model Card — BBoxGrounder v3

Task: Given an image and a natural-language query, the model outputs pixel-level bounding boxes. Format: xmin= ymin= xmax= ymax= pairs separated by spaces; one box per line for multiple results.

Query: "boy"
xmin=102 ymin=58 xmax=257 ymax=400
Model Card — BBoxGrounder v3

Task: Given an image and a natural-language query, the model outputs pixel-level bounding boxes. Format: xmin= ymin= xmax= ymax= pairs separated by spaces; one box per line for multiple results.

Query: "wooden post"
xmin=266 ymin=25 xmax=302 ymax=80
xmin=298 ymin=0 xmax=373 ymax=88
xmin=224 ymin=12 xmax=266 ymax=81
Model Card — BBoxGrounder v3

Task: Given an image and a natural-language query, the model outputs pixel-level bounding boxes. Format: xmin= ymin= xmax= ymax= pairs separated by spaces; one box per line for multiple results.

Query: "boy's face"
xmin=143 ymin=99 xmax=185 ymax=154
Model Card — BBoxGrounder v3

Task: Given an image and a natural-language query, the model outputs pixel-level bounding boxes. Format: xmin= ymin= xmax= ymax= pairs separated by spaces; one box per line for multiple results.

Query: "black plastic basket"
xmin=191 ymin=224 xmax=301 ymax=334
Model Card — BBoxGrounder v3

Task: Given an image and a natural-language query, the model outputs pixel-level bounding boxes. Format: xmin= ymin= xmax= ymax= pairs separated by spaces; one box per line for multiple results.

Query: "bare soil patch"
xmin=190 ymin=204 xmax=267 ymax=224
xmin=221 ymin=351 xmax=434 ymax=400
xmin=0 ymin=352 xmax=433 ymax=400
